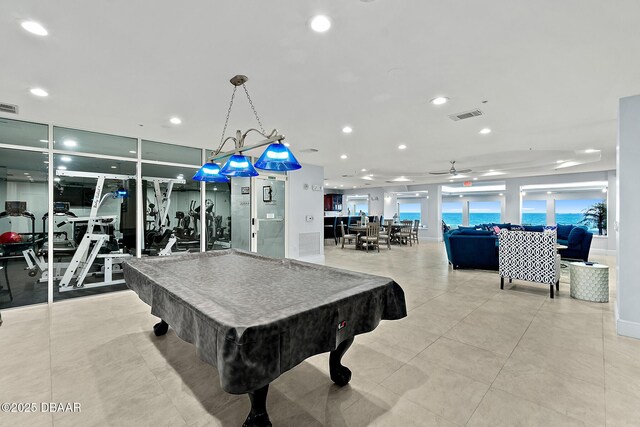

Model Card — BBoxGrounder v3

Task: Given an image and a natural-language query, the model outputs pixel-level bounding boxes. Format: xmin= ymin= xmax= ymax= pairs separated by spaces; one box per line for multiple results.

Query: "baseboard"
xmin=294 ymin=254 xmax=326 ymax=265
xmin=422 ymin=236 xmax=443 ymax=242
xmin=616 ymin=308 xmax=640 ymax=339
xmin=591 ymin=248 xmax=617 ymax=257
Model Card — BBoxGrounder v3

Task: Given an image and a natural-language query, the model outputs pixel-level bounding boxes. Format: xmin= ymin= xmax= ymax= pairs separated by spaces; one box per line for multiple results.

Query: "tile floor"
xmin=1 ymin=242 xmax=638 ymax=426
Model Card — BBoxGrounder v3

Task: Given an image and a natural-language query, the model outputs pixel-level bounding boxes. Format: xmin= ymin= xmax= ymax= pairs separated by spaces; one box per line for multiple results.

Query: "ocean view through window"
xmin=469 ymin=201 xmax=501 ymax=225
xmin=555 ymin=199 xmax=606 ymax=234
xmin=442 ymin=201 xmax=463 ymax=228
xmin=399 ymin=202 xmax=421 ymax=224
xmin=522 ymin=199 xmax=547 ymax=225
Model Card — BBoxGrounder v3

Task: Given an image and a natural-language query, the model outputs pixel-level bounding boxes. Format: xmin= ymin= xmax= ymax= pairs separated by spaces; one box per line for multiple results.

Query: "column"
xmin=617 ymin=94 xmax=640 ymax=339
xmin=424 ymin=184 xmax=442 ymax=241
xmin=504 ymin=179 xmax=522 ymax=224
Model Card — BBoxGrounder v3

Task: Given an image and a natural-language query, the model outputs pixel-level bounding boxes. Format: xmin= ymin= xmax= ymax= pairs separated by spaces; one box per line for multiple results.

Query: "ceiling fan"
xmin=429 ymin=161 xmax=472 ymax=176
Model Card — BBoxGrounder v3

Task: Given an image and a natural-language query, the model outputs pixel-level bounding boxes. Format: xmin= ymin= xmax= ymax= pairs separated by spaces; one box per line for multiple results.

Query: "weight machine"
xmin=23 ymin=170 xmax=135 ymax=292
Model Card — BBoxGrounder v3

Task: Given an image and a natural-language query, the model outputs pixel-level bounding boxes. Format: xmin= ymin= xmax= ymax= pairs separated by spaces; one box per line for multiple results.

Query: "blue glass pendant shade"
xmin=255 ymin=142 xmax=302 ymax=171
xmin=192 ymin=162 xmax=230 ymax=182
xmin=219 ymin=154 xmax=259 ymax=177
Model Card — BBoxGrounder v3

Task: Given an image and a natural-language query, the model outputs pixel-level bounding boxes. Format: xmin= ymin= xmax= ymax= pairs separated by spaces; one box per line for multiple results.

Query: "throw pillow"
xmin=510 ymin=225 xmax=525 ymax=231
xmin=567 ymin=227 xmax=586 ymax=248
xmin=492 ymin=225 xmax=501 ymax=235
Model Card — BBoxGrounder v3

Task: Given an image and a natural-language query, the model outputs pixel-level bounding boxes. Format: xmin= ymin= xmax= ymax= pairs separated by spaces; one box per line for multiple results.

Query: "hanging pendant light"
xmin=192 ymin=162 xmax=230 ymax=182
xmin=194 ymin=75 xmax=302 ymax=182
xmin=220 ymin=154 xmax=259 ymax=177
xmin=255 ymin=142 xmax=302 ymax=171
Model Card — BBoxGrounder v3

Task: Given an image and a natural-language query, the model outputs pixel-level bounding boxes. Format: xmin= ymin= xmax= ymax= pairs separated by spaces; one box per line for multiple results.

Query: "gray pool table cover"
xmin=123 ymin=249 xmax=407 ymax=394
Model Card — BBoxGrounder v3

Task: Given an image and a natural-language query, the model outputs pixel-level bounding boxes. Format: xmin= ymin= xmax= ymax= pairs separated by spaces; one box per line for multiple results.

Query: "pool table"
xmin=123 ymin=249 xmax=406 ymax=427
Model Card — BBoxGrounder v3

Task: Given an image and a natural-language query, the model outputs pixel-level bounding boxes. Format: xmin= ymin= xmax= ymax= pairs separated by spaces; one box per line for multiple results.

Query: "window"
xmin=399 ymin=202 xmax=421 ymax=225
xmin=53 ymin=127 xmax=137 ymax=158
xmin=0 ymin=117 xmax=48 ymax=149
xmin=522 ymin=199 xmax=547 ymax=225
xmin=555 ymin=199 xmax=607 ymax=235
xmin=469 ymin=201 xmax=501 ymax=225
xmin=442 ymin=202 xmax=463 ymax=228
xmin=143 ymin=140 xmax=202 ymax=165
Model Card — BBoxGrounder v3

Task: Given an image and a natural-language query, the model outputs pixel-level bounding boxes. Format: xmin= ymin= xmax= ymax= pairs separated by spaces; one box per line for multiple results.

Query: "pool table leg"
xmin=153 ymin=320 xmax=169 ymax=336
xmin=330 ymin=337 xmax=354 ymax=386
xmin=244 ymin=384 xmax=271 ymax=427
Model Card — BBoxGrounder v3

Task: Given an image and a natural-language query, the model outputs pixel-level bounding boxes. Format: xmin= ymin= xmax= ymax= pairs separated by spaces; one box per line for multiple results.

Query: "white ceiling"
xmin=1 ymin=0 xmax=639 ymax=189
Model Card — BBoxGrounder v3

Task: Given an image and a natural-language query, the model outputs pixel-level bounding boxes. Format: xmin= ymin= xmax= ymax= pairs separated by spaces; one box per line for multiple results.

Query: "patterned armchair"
xmin=498 ymin=230 xmax=561 ymax=298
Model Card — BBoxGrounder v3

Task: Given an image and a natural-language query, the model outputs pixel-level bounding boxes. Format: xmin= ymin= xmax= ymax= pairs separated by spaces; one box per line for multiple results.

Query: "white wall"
xmin=1 ymin=181 xmax=48 ymax=234
xmin=288 ymin=164 xmax=324 ymax=263
xmin=617 ymin=95 xmax=640 ymax=339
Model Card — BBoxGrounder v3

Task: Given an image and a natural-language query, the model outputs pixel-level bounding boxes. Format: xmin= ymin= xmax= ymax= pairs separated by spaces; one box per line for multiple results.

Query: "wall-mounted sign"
xmin=463 ymin=181 xmax=473 ymax=187
xmin=241 ymin=187 xmax=250 ymax=195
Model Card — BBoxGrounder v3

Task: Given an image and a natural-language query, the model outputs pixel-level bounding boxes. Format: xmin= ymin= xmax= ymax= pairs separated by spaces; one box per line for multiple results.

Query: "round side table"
xmin=569 ymin=262 xmax=609 ymax=303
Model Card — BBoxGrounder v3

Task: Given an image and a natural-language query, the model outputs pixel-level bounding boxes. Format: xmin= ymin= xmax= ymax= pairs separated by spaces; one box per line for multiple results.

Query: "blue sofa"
xmin=444 ymin=229 xmax=499 ymax=270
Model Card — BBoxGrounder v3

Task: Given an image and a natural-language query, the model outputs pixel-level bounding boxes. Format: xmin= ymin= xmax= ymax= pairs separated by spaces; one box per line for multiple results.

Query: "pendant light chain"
xmin=219 ymin=85 xmax=238 ymax=146
xmin=242 ymin=83 xmax=266 ymax=135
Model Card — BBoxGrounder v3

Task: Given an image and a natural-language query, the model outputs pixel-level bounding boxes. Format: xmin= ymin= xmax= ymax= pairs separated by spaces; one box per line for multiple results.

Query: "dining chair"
xmin=378 ymin=226 xmax=391 ymax=250
xmin=340 ymin=221 xmax=358 ymax=249
xmin=359 ymin=223 xmax=380 ymax=252
xmin=397 ymin=220 xmax=413 ymax=246
xmin=411 ymin=219 xmax=419 ymax=244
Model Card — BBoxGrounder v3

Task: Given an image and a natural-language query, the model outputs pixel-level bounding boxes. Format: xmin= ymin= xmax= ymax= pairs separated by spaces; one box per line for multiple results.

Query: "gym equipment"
xmin=50 ymin=170 xmax=135 ymax=292
xmin=144 ymin=177 xmax=185 ymax=256
xmin=0 ymin=232 xmax=22 ymax=244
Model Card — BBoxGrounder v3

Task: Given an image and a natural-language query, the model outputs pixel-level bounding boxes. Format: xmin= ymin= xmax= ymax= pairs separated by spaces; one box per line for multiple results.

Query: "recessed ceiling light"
xmin=479 ymin=128 xmax=492 ymax=135
xmin=353 ymin=186 xmax=357 ymax=188
xmin=556 ymin=160 xmax=565 ymax=163
xmin=340 ymin=154 xmax=348 ymax=159
xmin=129 ymin=150 xmax=137 ymax=154
xmin=54 ymin=177 xmax=60 ymax=182
xmin=283 ymin=142 xmax=290 ymax=147
xmin=342 ymin=126 xmax=353 ymax=134
xmin=39 ymin=139 xmax=48 ymax=143
xmin=169 ymin=117 xmax=182 ymax=125
xmin=430 ymin=97 xmax=448 ymax=105
xmin=60 ymin=156 xmax=72 ymax=162
xmin=340 ymin=184 xmax=344 ymax=187
xmin=21 ymin=21 xmax=48 ymax=36
xmin=459 ymin=195 xmax=463 ymax=198
xmin=602 ymin=188 xmax=607 ymax=193
xmin=499 ymin=193 xmax=503 ymax=196
xmin=23 ymin=172 xmax=29 ymax=175
xmin=415 ymin=193 xmax=419 ymax=196
xmin=310 ymin=15 xmax=331 ymax=32
xmin=30 ymin=88 xmax=48 ymax=97
xmin=547 ymin=191 xmax=553 ymax=194
xmin=58 ymin=166 xmax=67 ymax=170
xmin=398 ymin=144 xmax=407 ymax=150
xmin=177 ymin=174 xmax=184 ymax=179
xmin=43 ymin=161 xmax=48 ymax=164
xmin=110 ymin=165 xmax=117 ymax=169
xmin=361 ymin=168 xmax=367 ymax=172
xmin=213 ymin=187 xmax=218 ymax=191
xmin=63 ymin=139 xmax=77 ymax=147
xmin=521 ymin=191 xmax=527 ymax=196
xmin=585 ymin=149 xmax=600 ymax=153
xmin=449 ymin=179 xmax=453 ymax=182
xmin=489 ymin=169 xmax=495 ymax=172
xmin=473 ymin=178 xmax=478 ymax=181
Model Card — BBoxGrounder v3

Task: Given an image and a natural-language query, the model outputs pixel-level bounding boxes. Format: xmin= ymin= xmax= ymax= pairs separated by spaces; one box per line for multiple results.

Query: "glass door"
xmin=252 ymin=176 xmax=286 ymax=258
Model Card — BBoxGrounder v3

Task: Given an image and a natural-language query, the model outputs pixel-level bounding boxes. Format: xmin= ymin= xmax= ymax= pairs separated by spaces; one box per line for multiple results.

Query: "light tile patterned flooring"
xmin=1 ymin=242 xmax=639 ymax=426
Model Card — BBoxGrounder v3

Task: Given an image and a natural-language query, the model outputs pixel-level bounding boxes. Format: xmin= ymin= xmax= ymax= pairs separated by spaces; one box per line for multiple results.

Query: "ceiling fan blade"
xmin=429 ymin=171 xmax=452 ymax=175
xmin=456 ymin=169 xmax=472 ymax=174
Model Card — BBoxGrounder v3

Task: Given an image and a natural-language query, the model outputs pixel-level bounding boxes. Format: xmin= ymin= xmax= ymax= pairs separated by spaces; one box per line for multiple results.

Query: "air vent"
xmin=299 ymin=148 xmax=318 ymax=153
xmin=449 ymin=109 xmax=483 ymax=121
xmin=0 ymin=103 xmax=19 ymax=115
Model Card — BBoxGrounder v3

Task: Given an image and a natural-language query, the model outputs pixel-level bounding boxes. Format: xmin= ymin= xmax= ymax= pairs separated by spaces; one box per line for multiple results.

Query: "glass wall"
xmin=53 ymin=127 xmax=137 ymax=158
xmin=0 ymin=117 xmax=48 ymax=149
xmin=142 ymin=140 xmax=201 ymax=165
xmin=52 ymin=154 xmax=136 ymax=301
xmin=555 ymin=198 xmax=607 ymax=235
xmin=442 ymin=201 xmax=463 ymax=228
xmin=204 ymin=182 xmax=231 ymax=250
xmin=522 ymin=199 xmax=547 ymax=225
xmin=0 ymin=146 xmax=49 ymax=309
xmin=141 ymin=163 xmax=201 ymax=255
xmin=469 ymin=201 xmax=501 ymax=225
